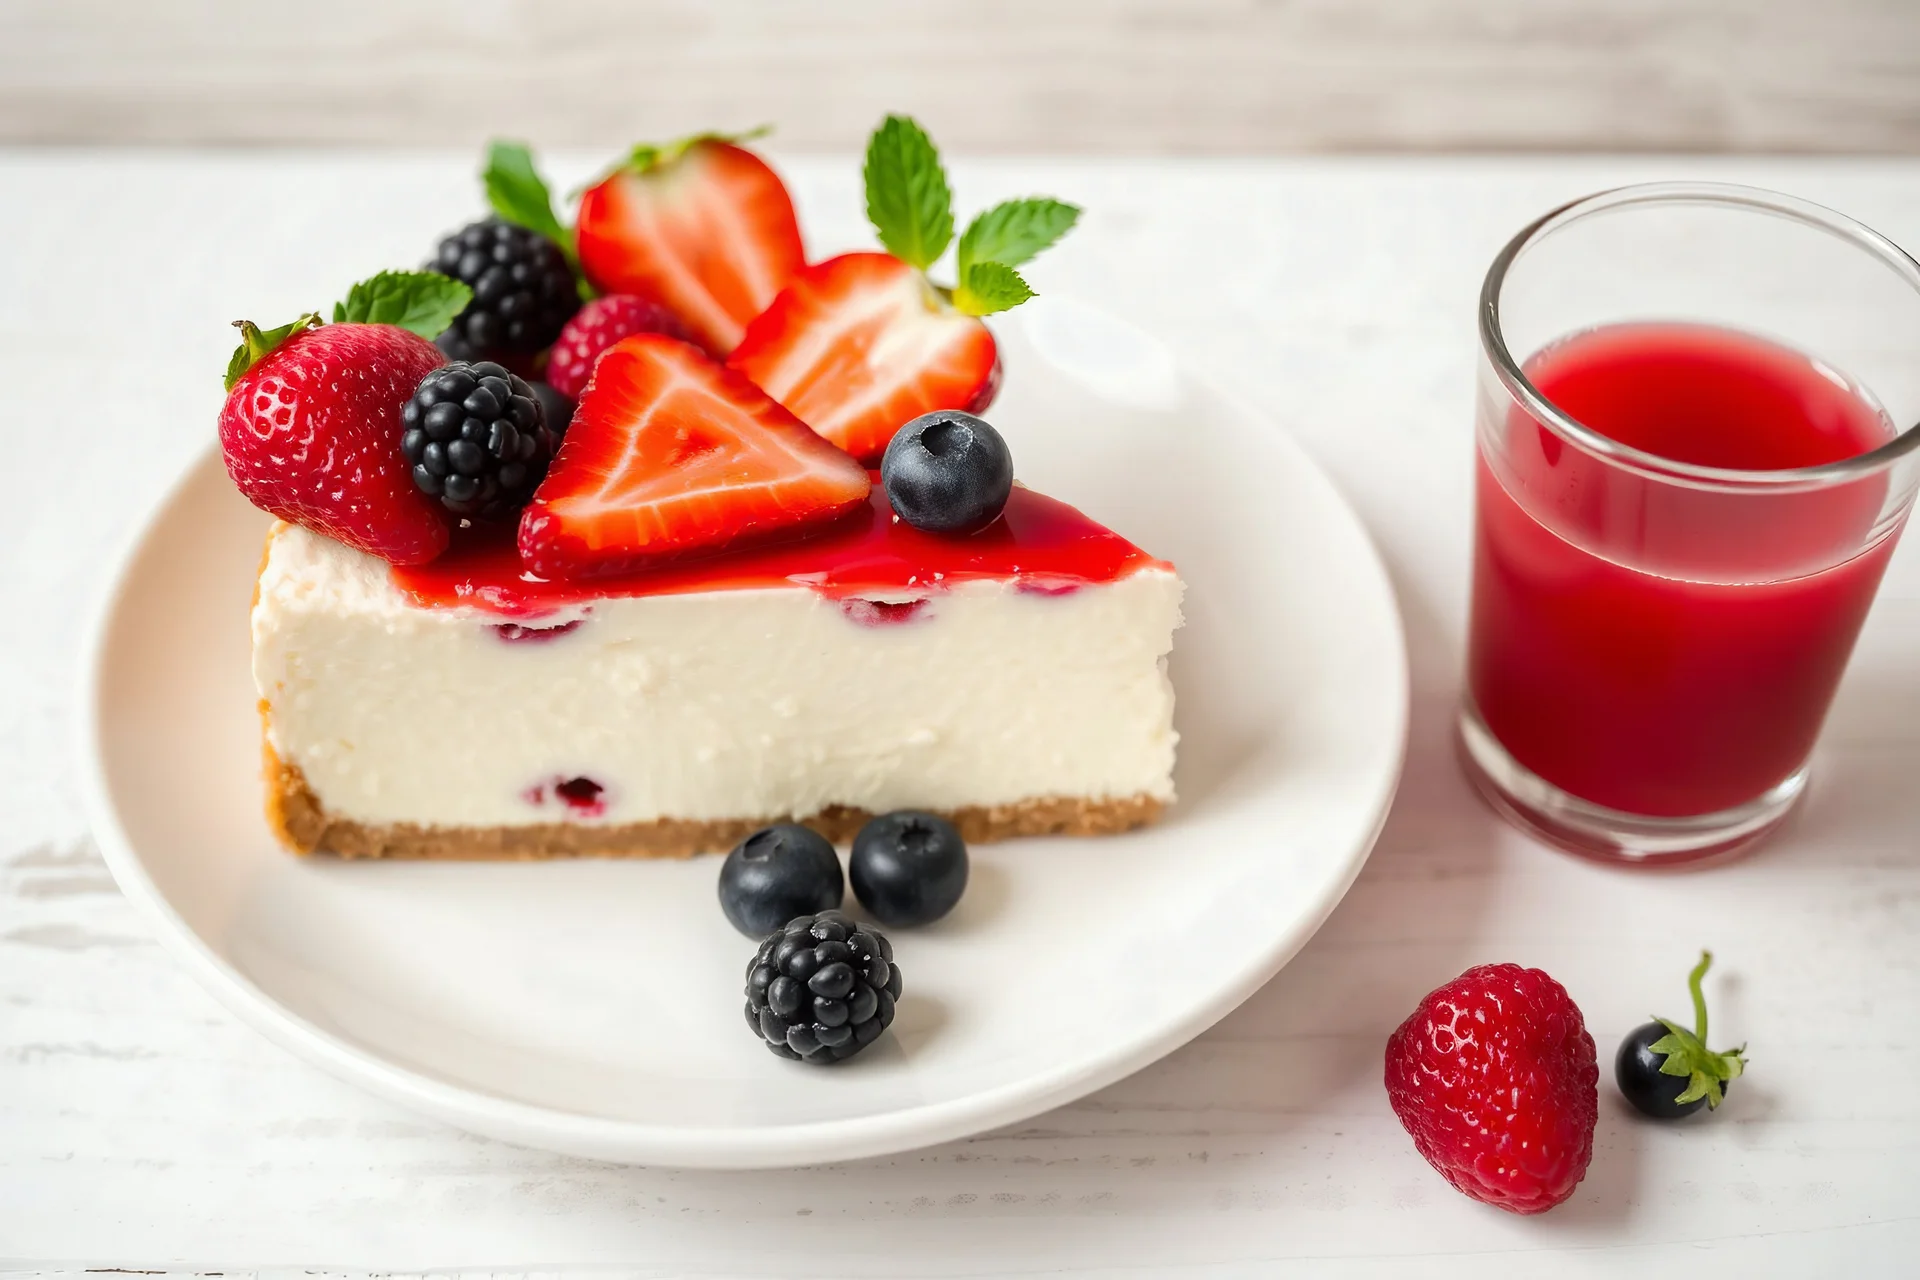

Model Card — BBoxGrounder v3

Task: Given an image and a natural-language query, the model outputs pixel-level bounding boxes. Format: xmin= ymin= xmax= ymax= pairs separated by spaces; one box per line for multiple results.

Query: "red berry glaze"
xmin=1383 ymin=963 xmax=1598 ymax=1215
xmin=219 ymin=324 xmax=450 ymax=564
xmin=545 ymin=294 xmax=689 ymax=401
xmin=729 ymin=252 xmax=1001 ymax=465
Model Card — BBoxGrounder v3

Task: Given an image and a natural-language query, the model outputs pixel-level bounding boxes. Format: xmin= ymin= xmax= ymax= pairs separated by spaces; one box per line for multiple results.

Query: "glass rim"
xmin=1479 ymin=181 xmax=1920 ymax=491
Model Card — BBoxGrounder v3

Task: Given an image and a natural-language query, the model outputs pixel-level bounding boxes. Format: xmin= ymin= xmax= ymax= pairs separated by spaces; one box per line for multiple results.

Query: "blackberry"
xmin=744 ymin=911 xmax=901 ymax=1064
xmin=401 ymin=361 xmax=555 ymax=520
xmin=429 ymin=218 xmax=579 ymax=361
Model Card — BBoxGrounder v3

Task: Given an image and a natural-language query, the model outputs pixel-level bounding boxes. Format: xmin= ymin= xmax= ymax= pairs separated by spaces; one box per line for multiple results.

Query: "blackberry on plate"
xmin=744 ymin=911 xmax=901 ymax=1064
xmin=401 ymin=361 xmax=555 ymax=520
xmin=429 ymin=218 xmax=579 ymax=362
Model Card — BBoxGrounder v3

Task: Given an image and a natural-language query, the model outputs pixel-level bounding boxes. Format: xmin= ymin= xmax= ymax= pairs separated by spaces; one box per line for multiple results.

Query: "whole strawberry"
xmin=218 ymin=272 xmax=472 ymax=565
xmin=1384 ymin=963 xmax=1598 ymax=1215
xmin=545 ymin=294 xmax=689 ymax=401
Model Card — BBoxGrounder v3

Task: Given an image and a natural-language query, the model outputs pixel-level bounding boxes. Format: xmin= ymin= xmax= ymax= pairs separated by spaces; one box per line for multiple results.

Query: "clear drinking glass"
xmin=1460 ymin=183 xmax=1920 ymax=865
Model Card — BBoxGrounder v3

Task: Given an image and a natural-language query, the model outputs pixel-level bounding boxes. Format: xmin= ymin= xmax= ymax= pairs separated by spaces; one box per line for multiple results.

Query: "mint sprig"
xmin=224 ymin=314 xmax=321 ymax=390
xmin=484 ymin=140 xmax=571 ymax=252
xmin=864 ymin=115 xmax=953 ymax=272
xmin=956 ymin=198 xmax=1080 ymax=277
xmin=953 ymin=261 xmax=1035 ymax=317
xmin=1648 ymin=951 xmax=1746 ymax=1109
xmin=861 ymin=114 xmax=1077 ymax=318
xmin=333 ymin=270 xmax=473 ymax=336
xmin=223 ymin=271 xmax=472 ymax=390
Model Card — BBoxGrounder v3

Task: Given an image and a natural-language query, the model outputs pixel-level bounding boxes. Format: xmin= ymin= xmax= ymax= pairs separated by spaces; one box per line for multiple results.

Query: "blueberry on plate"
xmin=849 ymin=810 xmax=969 ymax=928
xmin=744 ymin=911 xmax=901 ymax=1063
xmin=880 ymin=411 xmax=1014 ymax=535
xmin=1615 ymin=950 xmax=1745 ymax=1120
xmin=718 ymin=824 xmax=844 ymax=937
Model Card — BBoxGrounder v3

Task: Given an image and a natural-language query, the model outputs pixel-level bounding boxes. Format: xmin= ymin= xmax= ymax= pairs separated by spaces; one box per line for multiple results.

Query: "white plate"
xmin=80 ymin=300 xmax=1407 ymax=1168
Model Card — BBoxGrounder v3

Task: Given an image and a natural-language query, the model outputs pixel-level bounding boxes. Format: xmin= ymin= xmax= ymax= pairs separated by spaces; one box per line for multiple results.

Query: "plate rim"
xmin=78 ymin=323 xmax=1409 ymax=1168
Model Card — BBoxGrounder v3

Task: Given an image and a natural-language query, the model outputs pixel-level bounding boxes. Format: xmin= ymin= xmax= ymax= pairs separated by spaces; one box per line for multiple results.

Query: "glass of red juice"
xmin=1461 ymin=183 xmax=1920 ymax=865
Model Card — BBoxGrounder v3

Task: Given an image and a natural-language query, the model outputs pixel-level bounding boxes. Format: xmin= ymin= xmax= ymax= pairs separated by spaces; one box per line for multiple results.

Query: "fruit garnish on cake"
xmin=517 ymin=334 xmax=872 ymax=578
xmin=226 ymin=115 xmax=1182 ymax=862
xmin=574 ymin=128 xmax=805 ymax=357
xmin=730 ymin=115 xmax=1078 ymax=462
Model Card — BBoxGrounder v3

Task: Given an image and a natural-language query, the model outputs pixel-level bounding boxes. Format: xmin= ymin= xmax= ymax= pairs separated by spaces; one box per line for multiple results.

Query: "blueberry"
xmin=530 ymin=380 xmax=576 ymax=440
xmin=849 ymin=811 xmax=969 ymax=927
xmin=717 ymin=824 xmax=844 ymax=938
xmin=879 ymin=411 xmax=1013 ymax=535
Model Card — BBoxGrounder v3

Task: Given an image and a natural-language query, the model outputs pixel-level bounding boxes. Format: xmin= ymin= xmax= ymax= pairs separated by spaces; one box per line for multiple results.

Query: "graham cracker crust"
xmin=264 ymin=749 xmax=1164 ymax=860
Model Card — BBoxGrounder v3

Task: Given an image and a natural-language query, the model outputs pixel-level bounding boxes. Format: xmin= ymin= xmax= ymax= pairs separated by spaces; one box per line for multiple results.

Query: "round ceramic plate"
xmin=81 ymin=299 xmax=1407 ymax=1168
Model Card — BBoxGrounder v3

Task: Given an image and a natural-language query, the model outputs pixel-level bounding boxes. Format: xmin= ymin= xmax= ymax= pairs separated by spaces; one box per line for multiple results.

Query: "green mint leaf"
xmin=483 ymin=139 xmax=570 ymax=250
xmin=332 ymin=270 xmax=473 ymax=339
xmin=863 ymin=114 xmax=952 ymax=271
xmin=951 ymin=261 xmax=1035 ymax=317
xmin=957 ymin=198 xmax=1080 ymax=276
xmin=224 ymin=313 xmax=320 ymax=390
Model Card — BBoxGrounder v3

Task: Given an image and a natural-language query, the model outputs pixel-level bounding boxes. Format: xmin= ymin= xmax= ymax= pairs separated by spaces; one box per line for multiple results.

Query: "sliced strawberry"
xmin=220 ymin=322 xmax=451 ymax=564
xmin=518 ymin=334 xmax=870 ymax=578
xmin=727 ymin=252 xmax=1000 ymax=465
xmin=575 ymin=137 xmax=805 ymax=358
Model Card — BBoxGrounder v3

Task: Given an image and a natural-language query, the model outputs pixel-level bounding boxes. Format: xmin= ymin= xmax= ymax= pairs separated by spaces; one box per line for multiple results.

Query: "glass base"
xmin=1455 ymin=702 xmax=1804 ymax=867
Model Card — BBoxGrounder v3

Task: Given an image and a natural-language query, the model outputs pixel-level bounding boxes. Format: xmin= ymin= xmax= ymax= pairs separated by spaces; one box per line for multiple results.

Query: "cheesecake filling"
xmin=254 ymin=523 xmax=1183 ymax=832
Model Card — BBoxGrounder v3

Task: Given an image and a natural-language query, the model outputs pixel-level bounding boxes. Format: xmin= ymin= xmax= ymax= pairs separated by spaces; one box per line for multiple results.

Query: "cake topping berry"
xmin=401 ymin=361 xmax=555 ymax=520
xmin=849 ymin=811 xmax=969 ymax=927
xmin=719 ymin=824 xmax=844 ymax=938
xmin=545 ymin=294 xmax=690 ymax=400
xmin=744 ymin=910 xmax=901 ymax=1063
xmin=218 ymin=271 xmax=473 ymax=565
xmin=729 ymin=115 xmax=1076 ymax=462
xmin=575 ymin=128 xmax=804 ymax=357
xmin=517 ymin=333 xmax=871 ymax=580
xmin=528 ymin=380 xmax=575 ymax=440
xmin=1384 ymin=963 xmax=1598 ymax=1215
xmin=1615 ymin=950 xmax=1746 ymax=1120
xmin=881 ymin=411 xmax=1014 ymax=535
xmin=429 ymin=218 xmax=580 ymax=363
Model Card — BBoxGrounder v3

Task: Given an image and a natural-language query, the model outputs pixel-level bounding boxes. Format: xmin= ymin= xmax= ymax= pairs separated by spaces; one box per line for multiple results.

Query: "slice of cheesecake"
xmin=254 ymin=482 xmax=1183 ymax=859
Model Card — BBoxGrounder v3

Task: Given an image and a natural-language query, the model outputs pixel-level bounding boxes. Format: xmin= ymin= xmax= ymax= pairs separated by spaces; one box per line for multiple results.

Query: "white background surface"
xmin=3 ymin=152 xmax=1918 ymax=1274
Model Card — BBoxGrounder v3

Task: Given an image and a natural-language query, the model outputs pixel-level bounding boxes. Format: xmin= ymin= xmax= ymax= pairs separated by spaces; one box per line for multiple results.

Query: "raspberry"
xmin=429 ymin=219 xmax=578 ymax=362
xmin=743 ymin=911 xmax=899 ymax=1064
xmin=545 ymin=294 xmax=688 ymax=400
xmin=1384 ymin=963 xmax=1598 ymax=1214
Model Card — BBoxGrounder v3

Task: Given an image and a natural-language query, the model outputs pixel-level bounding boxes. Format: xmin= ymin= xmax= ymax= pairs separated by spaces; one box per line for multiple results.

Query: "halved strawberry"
xmin=575 ymin=134 xmax=805 ymax=358
xmin=727 ymin=115 xmax=1077 ymax=464
xmin=728 ymin=252 xmax=1000 ymax=465
xmin=518 ymin=334 xmax=870 ymax=579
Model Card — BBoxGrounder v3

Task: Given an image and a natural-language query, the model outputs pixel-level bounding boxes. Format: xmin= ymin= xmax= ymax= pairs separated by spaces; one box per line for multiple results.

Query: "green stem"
xmin=1688 ymin=950 xmax=1713 ymax=1042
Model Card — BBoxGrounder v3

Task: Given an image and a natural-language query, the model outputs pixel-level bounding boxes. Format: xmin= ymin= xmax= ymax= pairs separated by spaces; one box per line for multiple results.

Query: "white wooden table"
xmin=4 ymin=152 xmax=1918 ymax=1276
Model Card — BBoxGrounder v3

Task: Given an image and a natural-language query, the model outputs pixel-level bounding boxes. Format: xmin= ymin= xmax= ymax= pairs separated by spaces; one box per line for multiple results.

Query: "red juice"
xmin=1467 ymin=322 xmax=1901 ymax=817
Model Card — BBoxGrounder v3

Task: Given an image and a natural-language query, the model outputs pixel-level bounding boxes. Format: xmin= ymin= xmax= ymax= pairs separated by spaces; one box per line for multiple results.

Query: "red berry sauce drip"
xmin=391 ymin=479 xmax=1169 ymax=618
xmin=839 ymin=598 xmax=931 ymax=626
xmin=493 ymin=618 xmax=585 ymax=643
